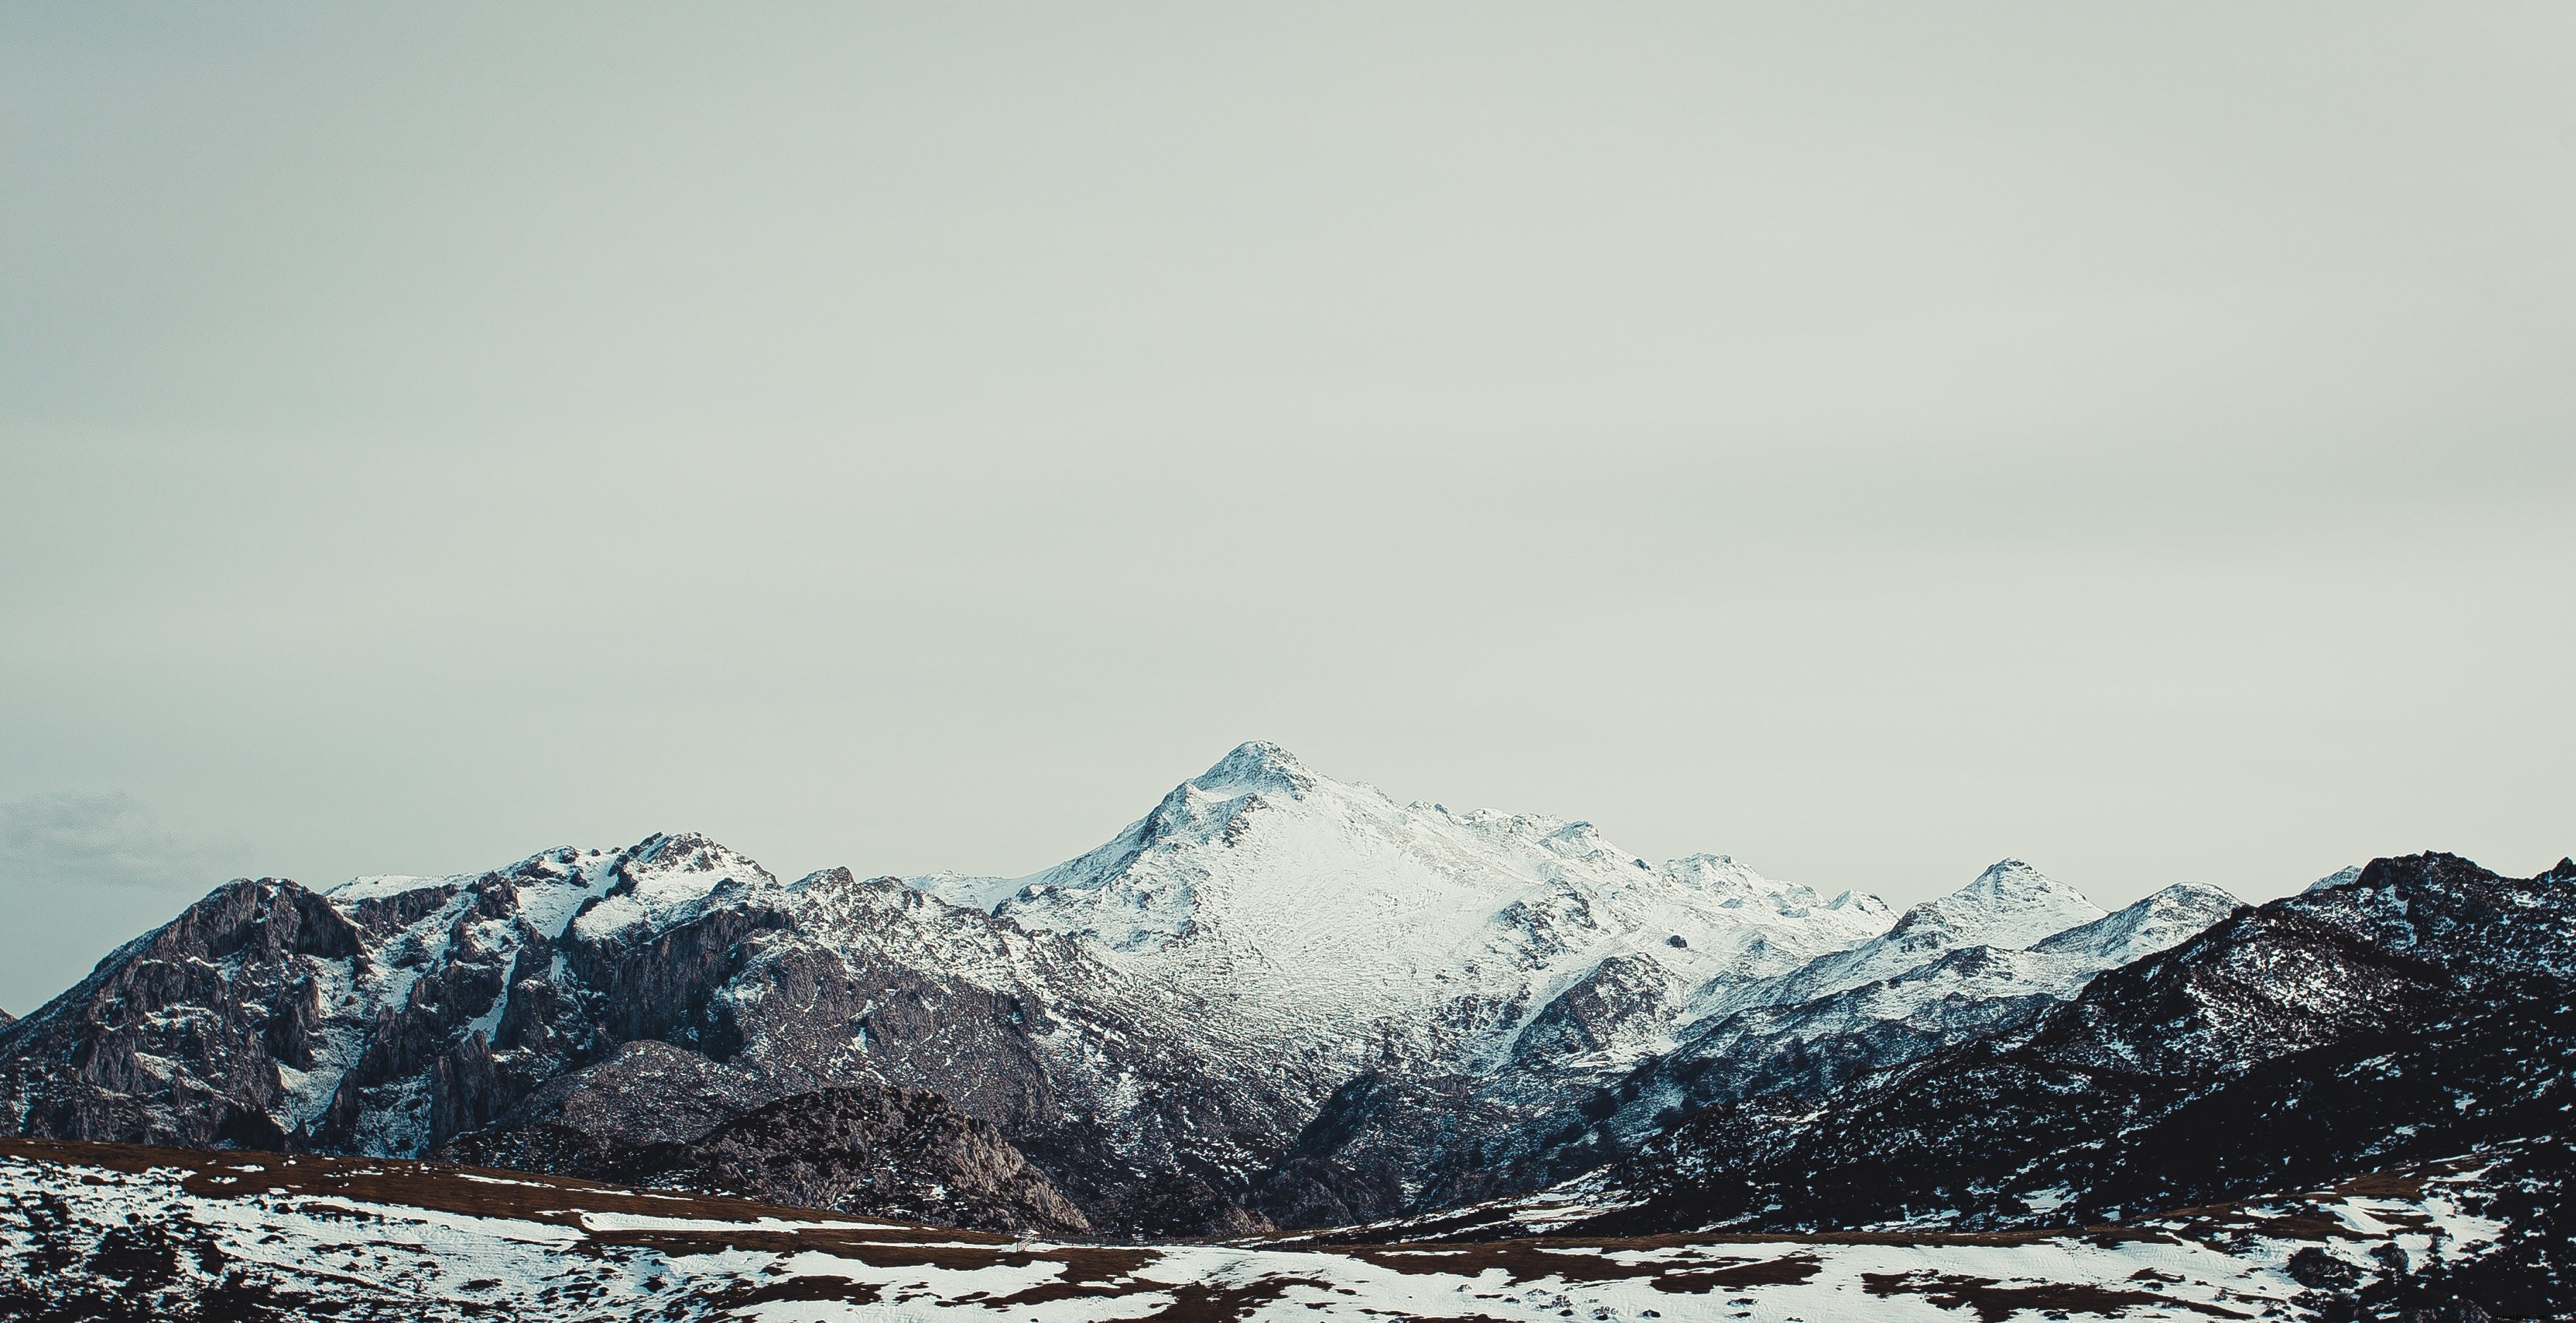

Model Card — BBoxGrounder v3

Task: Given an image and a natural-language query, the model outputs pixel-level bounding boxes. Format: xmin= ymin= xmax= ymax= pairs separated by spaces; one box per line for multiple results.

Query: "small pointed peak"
xmin=1957 ymin=858 xmax=2092 ymax=904
xmin=494 ymin=844 xmax=591 ymax=881
xmin=1191 ymin=741 xmax=1318 ymax=796
xmin=2304 ymin=864 xmax=2366 ymax=893
xmin=610 ymin=833 xmax=776 ymax=894
xmin=2036 ymin=879 xmax=2239 ymax=957
xmin=1897 ymin=857 xmax=2102 ymax=947
xmin=2145 ymin=880 xmax=2241 ymax=909
xmin=628 ymin=831 xmax=747 ymax=866
xmin=1974 ymin=858 xmax=2044 ymax=886
xmin=1662 ymin=854 xmax=1763 ymax=892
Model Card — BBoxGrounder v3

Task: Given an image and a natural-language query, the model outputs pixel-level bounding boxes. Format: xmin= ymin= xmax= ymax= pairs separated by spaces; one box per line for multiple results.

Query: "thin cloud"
xmin=0 ymin=792 xmax=250 ymax=892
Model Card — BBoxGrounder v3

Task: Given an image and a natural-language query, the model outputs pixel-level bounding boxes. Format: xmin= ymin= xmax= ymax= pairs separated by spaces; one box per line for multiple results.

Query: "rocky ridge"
xmin=439 ymin=1041 xmax=1089 ymax=1234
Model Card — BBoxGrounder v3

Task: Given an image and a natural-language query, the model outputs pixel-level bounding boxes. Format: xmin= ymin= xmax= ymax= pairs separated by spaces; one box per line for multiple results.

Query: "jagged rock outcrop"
xmin=0 ymin=877 xmax=363 ymax=1151
xmin=437 ymin=1042 xmax=1090 ymax=1235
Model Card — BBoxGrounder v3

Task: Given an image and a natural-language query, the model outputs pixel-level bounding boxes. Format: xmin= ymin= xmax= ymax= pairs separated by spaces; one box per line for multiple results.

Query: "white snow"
xmin=917 ymin=742 xmax=1905 ymax=1074
xmin=569 ymin=834 xmax=780 ymax=940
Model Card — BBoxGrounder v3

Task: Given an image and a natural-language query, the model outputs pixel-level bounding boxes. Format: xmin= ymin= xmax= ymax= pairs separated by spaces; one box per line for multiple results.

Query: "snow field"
xmin=4 ymin=1145 xmax=2497 ymax=1322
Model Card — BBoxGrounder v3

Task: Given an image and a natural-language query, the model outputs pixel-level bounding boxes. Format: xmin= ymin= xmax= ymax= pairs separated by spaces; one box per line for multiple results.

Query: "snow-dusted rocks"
xmin=1513 ymin=854 xmax=2576 ymax=1257
xmin=1252 ymin=860 xmax=2241 ymax=1223
xmin=1715 ymin=858 xmax=2109 ymax=1017
xmin=1594 ymin=878 xmax=2246 ymax=1146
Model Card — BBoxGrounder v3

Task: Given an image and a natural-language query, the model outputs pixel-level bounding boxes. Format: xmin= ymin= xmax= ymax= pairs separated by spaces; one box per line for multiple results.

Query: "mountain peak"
xmin=1190 ymin=741 xmax=1318 ymax=798
xmin=2144 ymin=880 xmax=2242 ymax=909
xmin=1896 ymin=858 xmax=2104 ymax=952
xmin=2030 ymin=880 xmax=2239 ymax=961
xmin=568 ymin=832 xmax=778 ymax=939
xmin=1967 ymin=858 xmax=2053 ymax=894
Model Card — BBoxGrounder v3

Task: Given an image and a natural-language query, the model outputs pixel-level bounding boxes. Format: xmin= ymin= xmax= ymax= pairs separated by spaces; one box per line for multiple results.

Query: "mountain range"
xmin=3 ymin=742 xmax=2567 ymax=1319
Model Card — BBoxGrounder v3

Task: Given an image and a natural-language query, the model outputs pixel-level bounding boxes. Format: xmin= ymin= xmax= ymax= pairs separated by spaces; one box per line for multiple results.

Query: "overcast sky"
xmin=3 ymin=4 xmax=2570 ymax=1014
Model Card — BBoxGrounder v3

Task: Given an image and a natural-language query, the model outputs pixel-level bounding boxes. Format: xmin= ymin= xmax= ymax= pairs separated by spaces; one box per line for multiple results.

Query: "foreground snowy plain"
xmin=1 ymin=1137 xmax=2496 ymax=1321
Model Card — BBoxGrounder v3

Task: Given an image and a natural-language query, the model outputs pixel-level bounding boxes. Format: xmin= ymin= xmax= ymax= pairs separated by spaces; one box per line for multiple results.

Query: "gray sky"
xmin=4 ymin=4 xmax=2571 ymax=1014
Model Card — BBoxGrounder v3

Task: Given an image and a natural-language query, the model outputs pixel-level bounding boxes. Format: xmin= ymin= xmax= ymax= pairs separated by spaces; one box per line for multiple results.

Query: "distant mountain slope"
xmin=1248 ymin=870 xmax=2238 ymax=1225
xmin=1595 ymin=880 xmax=2245 ymax=1145
xmin=1711 ymin=858 xmax=2109 ymax=1016
xmin=1522 ymin=852 xmax=2573 ymax=1266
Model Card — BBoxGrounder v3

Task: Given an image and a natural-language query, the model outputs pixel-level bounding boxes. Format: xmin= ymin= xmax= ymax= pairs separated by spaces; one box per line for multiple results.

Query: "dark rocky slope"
xmin=438 ymin=1047 xmax=1090 ymax=1235
xmin=0 ymin=839 xmax=1299 ymax=1236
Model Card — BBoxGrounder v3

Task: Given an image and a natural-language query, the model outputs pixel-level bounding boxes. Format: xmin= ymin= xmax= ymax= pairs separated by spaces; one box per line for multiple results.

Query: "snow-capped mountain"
xmin=0 ymin=741 xmax=2257 ymax=1239
xmin=917 ymin=742 xmax=1893 ymax=1078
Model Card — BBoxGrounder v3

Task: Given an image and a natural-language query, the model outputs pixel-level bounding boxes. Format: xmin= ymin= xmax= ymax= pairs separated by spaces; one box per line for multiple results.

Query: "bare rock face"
xmin=437 ymin=1046 xmax=1092 ymax=1236
xmin=477 ymin=1038 xmax=782 ymax=1148
xmin=0 ymin=878 xmax=362 ymax=1151
xmin=676 ymin=1088 xmax=1092 ymax=1234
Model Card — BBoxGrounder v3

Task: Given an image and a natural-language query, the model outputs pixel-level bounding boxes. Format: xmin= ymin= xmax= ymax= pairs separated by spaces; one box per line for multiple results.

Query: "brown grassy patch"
xmin=1349 ymin=1243 xmax=1821 ymax=1293
xmin=1862 ymin=1270 xmax=2253 ymax=1322
xmin=2332 ymin=1169 xmax=2429 ymax=1199
xmin=1653 ymin=1253 xmax=1822 ymax=1293
xmin=1138 ymin=1276 xmax=1340 ymax=1322
xmin=6 ymin=1135 xmax=1002 ymax=1243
